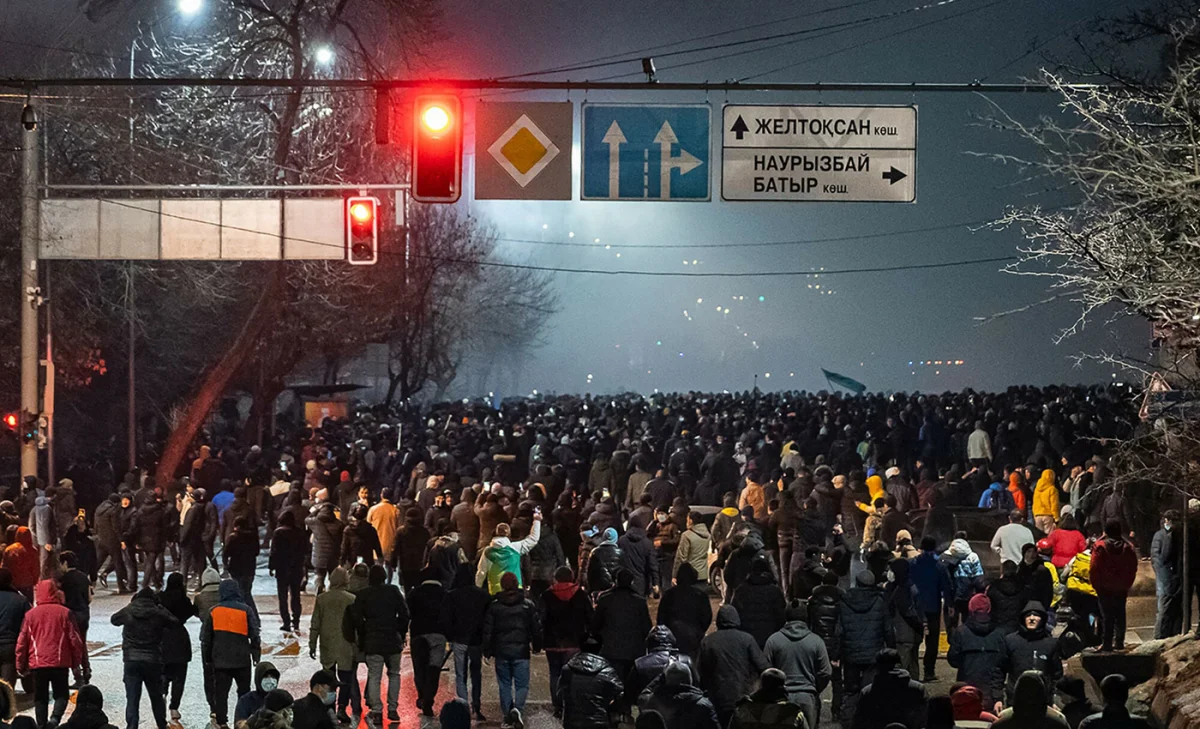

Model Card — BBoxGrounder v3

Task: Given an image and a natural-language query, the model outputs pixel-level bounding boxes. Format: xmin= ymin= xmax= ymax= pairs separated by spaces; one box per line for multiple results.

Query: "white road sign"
xmin=721 ymin=104 xmax=917 ymax=202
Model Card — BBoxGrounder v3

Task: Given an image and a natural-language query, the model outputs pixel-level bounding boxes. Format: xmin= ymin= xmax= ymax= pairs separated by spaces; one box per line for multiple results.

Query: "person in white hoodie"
xmin=475 ymin=514 xmax=542 ymax=595
xmin=943 ymin=534 xmax=985 ymax=631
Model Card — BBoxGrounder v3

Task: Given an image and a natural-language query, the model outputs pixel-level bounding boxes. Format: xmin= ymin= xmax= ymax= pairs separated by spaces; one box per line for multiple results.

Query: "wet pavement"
xmin=12 ymin=558 xmax=1170 ymax=729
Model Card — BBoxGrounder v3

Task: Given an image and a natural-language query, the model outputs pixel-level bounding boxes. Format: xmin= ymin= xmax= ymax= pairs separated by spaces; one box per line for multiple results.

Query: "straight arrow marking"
xmin=601 ymin=121 xmax=626 ymax=199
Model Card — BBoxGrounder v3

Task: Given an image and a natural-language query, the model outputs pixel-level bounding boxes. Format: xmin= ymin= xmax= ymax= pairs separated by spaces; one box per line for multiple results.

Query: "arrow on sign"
xmin=654 ymin=121 xmax=703 ymax=199
xmin=602 ymin=121 xmax=627 ymax=199
xmin=730 ymin=115 xmax=749 ymax=140
xmin=882 ymin=167 xmax=907 ymax=185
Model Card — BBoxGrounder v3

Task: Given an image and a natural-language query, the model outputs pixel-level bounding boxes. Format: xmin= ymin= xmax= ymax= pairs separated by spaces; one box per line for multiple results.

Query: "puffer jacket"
xmin=94 ymin=496 xmax=123 ymax=546
xmin=1091 ymin=535 xmax=1138 ymax=594
xmin=674 ymin=523 xmax=711 ymax=581
xmin=835 ymin=586 xmax=894 ymax=666
xmin=309 ymin=567 xmax=356 ymax=670
xmin=618 ymin=528 xmax=658 ymax=597
xmin=541 ymin=581 xmax=593 ymax=650
xmin=349 ymin=580 xmax=410 ymax=656
xmin=625 ymin=626 xmax=699 ymax=706
xmin=111 ymin=588 xmax=179 ymax=663
xmin=699 ymin=606 xmax=770 ymax=717
xmin=943 ymin=538 xmax=985 ymax=604
xmin=592 ymin=585 xmax=652 ymax=664
xmin=340 ymin=518 xmax=382 ymax=566
xmin=586 ymin=542 xmax=622 ymax=593
xmin=2 ymin=527 xmax=39 ymax=590
xmin=994 ymin=602 xmax=1061 ymax=702
xmin=558 ymin=651 xmax=624 ymax=729
xmin=638 ymin=678 xmax=721 ymax=729
xmin=131 ymin=500 xmax=169 ymax=552
xmin=762 ymin=619 xmax=832 ymax=703
xmin=807 ymin=583 xmax=843 ymax=656
xmin=482 ymin=587 xmax=542 ymax=660
xmin=526 ymin=530 xmax=567 ymax=585
xmin=16 ymin=580 xmax=84 ymax=671
xmin=306 ymin=503 xmax=344 ymax=570
xmin=986 ymin=576 xmax=1029 ymax=634
xmin=159 ymin=575 xmax=197 ymax=664
xmin=200 ymin=580 xmax=261 ymax=669
xmin=656 ymin=571 xmax=713 ymax=657
xmin=0 ymin=589 xmax=29 ymax=646
xmin=947 ymin=617 xmax=1006 ymax=705
xmin=732 ymin=568 xmax=787 ymax=648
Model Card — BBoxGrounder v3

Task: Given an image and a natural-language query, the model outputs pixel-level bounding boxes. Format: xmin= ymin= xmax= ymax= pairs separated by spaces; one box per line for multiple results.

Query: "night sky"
xmin=1 ymin=0 xmax=1156 ymax=397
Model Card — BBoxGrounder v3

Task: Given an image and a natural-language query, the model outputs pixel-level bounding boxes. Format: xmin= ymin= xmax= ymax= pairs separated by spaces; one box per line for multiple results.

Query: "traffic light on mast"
xmin=412 ymin=94 xmax=462 ymax=203
xmin=345 ymin=197 xmax=379 ymax=266
xmin=2 ymin=413 xmax=16 ymax=431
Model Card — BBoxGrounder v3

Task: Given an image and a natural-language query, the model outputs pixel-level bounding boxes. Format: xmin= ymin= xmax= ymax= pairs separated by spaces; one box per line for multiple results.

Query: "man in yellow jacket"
xmin=1032 ymin=470 xmax=1060 ymax=535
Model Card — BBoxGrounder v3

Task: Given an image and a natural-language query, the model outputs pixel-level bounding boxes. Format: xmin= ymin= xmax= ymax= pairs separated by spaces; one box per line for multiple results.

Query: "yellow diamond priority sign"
xmin=475 ymin=102 xmax=572 ymax=200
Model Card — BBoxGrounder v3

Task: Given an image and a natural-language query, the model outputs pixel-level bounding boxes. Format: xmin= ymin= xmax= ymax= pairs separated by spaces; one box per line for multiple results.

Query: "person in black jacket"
xmin=223 ymin=517 xmax=260 ymax=618
xmin=541 ymin=566 xmax=593 ymax=717
xmin=987 ymin=561 xmax=1030 ymax=636
xmin=292 ymin=669 xmax=340 ymax=729
xmin=482 ymin=571 xmax=543 ymax=726
xmin=391 ymin=508 xmax=430 ymax=595
xmin=835 ymin=570 xmax=894 ymax=727
xmin=655 ymin=564 xmax=712 ymax=659
xmin=850 ymin=649 xmax=928 ymax=729
xmin=348 ymin=564 xmax=409 ymax=723
xmin=558 ymin=635 xmax=623 ymax=729
xmin=947 ymin=594 xmax=1006 ymax=707
xmin=625 ymin=626 xmax=699 ymax=710
xmin=94 ymin=494 xmax=128 ymax=592
xmin=111 ymin=587 xmax=179 ymax=729
xmin=993 ymin=601 xmax=1062 ymax=714
xmin=732 ymin=556 xmax=787 ymax=648
xmin=591 ymin=570 xmax=652 ymax=681
xmin=637 ymin=661 xmax=720 ymax=729
xmin=0 ymin=569 xmax=29 ymax=691
xmin=200 ymin=489 xmax=221 ymax=570
xmin=159 ymin=573 xmax=197 ymax=722
xmin=586 ymin=528 xmax=622 ymax=597
xmin=407 ymin=566 xmax=447 ymax=716
xmin=445 ymin=563 xmax=489 ymax=722
xmin=618 ymin=525 xmax=658 ymax=599
xmin=179 ymin=490 xmax=207 ymax=589
xmin=699 ymin=605 xmax=769 ymax=727
xmin=130 ymin=493 xmax=169 ymax=590
xmin=340 ymin=505 xmax=383 ymax=568
xmin=268 ymin=510 xmax=308 ymax=633
xmin=808 ymin=570 xmax=844 ymax=717
xmin=57 ymin=552 xmax=91 ymax=689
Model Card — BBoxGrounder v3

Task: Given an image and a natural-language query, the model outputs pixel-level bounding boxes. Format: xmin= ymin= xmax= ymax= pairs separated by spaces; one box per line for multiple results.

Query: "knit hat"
xmin=500 ymin=572 xmax=520 ymax=592
xmin=968 ymin=593 xmax=991 ymax=618
xmin=855 ymin=571 xmax=876 ymax=587
xmin=785 ymin=599 xmax=808 ymax=622
xmin=760 ymin=668 xmax=787 ymax=691
xmin=340 ymin=471 xmax=351 ymax=482
xmin=264 ymin=689 xmax=294 ymax=712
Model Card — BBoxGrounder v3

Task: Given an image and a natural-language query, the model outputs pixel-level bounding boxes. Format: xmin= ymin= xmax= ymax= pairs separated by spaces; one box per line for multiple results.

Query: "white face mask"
xmin=657 ymin=514 xmax=668 ymax=523
xmin=261 ymin=677 xmax=278 ymax=693
xmin=321 ymin=688 xmax=337 ymax=706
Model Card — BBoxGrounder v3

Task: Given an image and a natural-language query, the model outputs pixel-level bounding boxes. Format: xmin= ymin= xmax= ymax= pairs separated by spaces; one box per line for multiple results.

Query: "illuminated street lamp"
xmin=178 ymin=0 xmax=202 ymax=15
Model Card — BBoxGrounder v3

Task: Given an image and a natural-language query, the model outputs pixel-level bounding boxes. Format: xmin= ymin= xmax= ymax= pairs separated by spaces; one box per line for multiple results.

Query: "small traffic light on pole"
xmin=2 ymin=413 xmax=16 ymax=431
xmin=345 ymin=197 xmax=379 ymax=266
xmin=412 ymin=94 xmax=462 ymax=203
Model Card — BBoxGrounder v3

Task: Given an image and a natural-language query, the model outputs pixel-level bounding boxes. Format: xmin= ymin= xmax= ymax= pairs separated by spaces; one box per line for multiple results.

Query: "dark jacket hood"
xmin=716 ymin=604 xmax=741 ymax=629
xmin=568 ymin=651 xmax=611 ymax=676
xmin=218 ymin=579 xmax=243 ymax=602
xmin=842 ymin=586 xmax=883 ymax=614
xmin=255 ymin=661 xmax=279 ymax=690
xmin=645 ymin=625 xmax=678 ymax=652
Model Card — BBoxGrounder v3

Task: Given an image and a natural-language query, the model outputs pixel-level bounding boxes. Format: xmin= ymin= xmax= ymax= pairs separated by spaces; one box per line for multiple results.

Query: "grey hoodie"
xmin=762 ymin=619 xmax=832 ymax=701
xmin=29 ymin=496 xmax=54 ymax=548
xmin=193 ymin=567 xmax=223 ymax=619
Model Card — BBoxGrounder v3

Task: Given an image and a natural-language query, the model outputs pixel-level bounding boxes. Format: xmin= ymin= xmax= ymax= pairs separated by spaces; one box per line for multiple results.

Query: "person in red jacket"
xmin=1044 ymin=516 xmax=1087 ymax=569
xmin=16 ymin=579 xmax=84 ymax=728
xmin=1089 ymin=520 xmax=1138 ymax=652
xmin=2 ymin=527 xmax=39 ymax=602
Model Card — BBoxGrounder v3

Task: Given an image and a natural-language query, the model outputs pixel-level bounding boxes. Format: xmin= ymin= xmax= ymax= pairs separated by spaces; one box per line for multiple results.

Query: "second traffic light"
xmin=412 ymin=94 xmax=462 ymax=203
xmin=345 ymin=197 xmax=379 ymax=265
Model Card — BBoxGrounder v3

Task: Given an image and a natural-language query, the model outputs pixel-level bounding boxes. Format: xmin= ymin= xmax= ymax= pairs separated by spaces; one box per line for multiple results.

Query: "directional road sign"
xmin=582 ymin=104 xmax=710 ymax=201
xmin=475 ymin=102 xmax=573 ymax=200
xmin=722 ymin=105 xmax=917 ymax=202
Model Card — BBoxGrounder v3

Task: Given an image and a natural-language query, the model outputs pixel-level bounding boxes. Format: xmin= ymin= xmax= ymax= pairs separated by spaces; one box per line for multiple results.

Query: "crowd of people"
xmin=0 ymin=385 xmax=1181 ymax=729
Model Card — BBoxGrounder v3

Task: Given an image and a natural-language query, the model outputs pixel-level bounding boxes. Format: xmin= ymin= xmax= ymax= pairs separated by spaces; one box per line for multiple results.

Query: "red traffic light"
xmin=412 ymin=94 xmax=462 ymax=204
xmin=2 ymin=414 xmax=16 ymax=430
xmin=345 ymin=196 xmax=379 ymax=266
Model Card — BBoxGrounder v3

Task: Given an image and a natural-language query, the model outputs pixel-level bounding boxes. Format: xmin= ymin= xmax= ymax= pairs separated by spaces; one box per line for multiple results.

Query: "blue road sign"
xmin=581 ymin=104 xmax=711 ymax=201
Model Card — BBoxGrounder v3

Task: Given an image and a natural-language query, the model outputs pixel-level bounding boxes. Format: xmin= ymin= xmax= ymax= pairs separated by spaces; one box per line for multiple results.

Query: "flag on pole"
xmin=822 ymin=369 xmax=867 ymax=395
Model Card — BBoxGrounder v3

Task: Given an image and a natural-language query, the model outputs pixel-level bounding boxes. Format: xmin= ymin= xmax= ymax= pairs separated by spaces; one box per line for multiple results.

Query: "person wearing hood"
xmin=625 ymin=626 xmax=699 ymax=709
xmin=850 ymin=649 xmax=928 ymax=729
xmin=618 ymin=521 xmax=658 ymax=599
xmin=803 ymin=569 xmax=843 ymax=714
xmin=979 ymin=480 xmax=1016 ymax=511
xmin=3 ymin=527 xmax=38 ymax=603
xmin=720 ymin=528 xmax=766 ymax=603
xmin=585 ymin=527 xmax=622 ymax=596
xmin=1077 ymin=674 xmax=1151 ymax=729
xmin=656 ymin=563 xmax=712 ymax=658
xmin=28 ymin=496 xmax=55 ymax=579
xmin=1090 ymin=520 xmax=1138 ymax=652
xmin=947 ymin=594 xmax=1007 ymax=707
xmin=445 ymin=562 xmax=489 ymax=722
xmin=733 ymin=555 xmax=787 ymax=648
xmin=269 ymin=511 xmax=308 ymax=634
xmin=1019 ymin=543 xmax=1055 ymax=614
xmin=392 ymin=507 xmax=431 ymax=594
xmin=158 ymin=573 xmax=198 ymax=722
xmin=763 ymin=601 xmax=832 ymax=729
xmin=224 ymin=516 xmax=261 ymax=618
xmin=0 ymin=570 xmax=29 ymax=690
xmin=233 ymin=662 xmax=281 ymax=725
xmin=308 ymin=566 xmax=359 ymax=724
xmin=884 ymin=558 xmax=924 ymax=679
xmin=987 ymin=560 xmax=1030 ymax=636
xmin=1056 ymin=677 xmax=1099 ymax=729
xmin=339 ymin=505 xmax=383 ymax=570
xmin=942 ymin=535 xmax=985 ymax=628
xmin=202 ymin=580 xmax=262 ymax=729
xmin=305 ymin=502 xmax=343 ymax=595
xmin=451 ymin=490 xmax=481 ymax=565
xmin=193 ymin=567 xmax=224 ymax=712
xmin=952 ymin=684 xmax=999 ymax=728
xmin=557 ymin=635 xmax=623 ymax=729
xmin=893 ymin=529 xmax=920 ymax=560
xmin=482 ymin=571 xmax=543 ymax=728
xmin=476 ymin=512 xmax=542 ymax=595
xmin=245 ymin=689 xmax=295 ymax=729
xmin=541 ymin=566 xmax=593 ymax=718
xmin=17 ymin=580 xmax=84 ymax=728
xmin=728 ymin=667 xmax=807 ymax=729
xmin=636 ymin=661 xmax=720 ymax=729
xmin=1032 ymin=470 xmax=1060 ymax=535
xmin=347 ymin=565 xmax=409 ymax=724
xmin=835 ymin=570 xmax=894 ymax=727
xmin=62 ymin=685 xmax=118 ymax=729
xmin=407 ymin=567 xmax=447 ymax=716
xmin=994 ymin=602 xmax=1062 ymax=714
xmin=909 ymin=535 xmax=952 ymax=682
xmin=112 ymin=585 xmax=179 ymax=729
xmin=699 ymin=604 xmax=770 ymax=727
xmin=711 ymin=493 xmax=743 ymax=555
xmin=95 ymin=494 xmax=128 ymax=592
xmin=592 ymin=569 xmax=652 ymax=681
xmin=992 ymin=671 xmax=1069 ymax=729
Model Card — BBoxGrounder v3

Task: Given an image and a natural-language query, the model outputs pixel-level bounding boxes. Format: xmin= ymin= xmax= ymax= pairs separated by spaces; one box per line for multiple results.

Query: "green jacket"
xmin=483 ymin=544 xmax=523 ymax=594
xmin=675 ymin=523 xmax=712 ymax=581
xmin=309 ymin=567 xmax=356 ymax=670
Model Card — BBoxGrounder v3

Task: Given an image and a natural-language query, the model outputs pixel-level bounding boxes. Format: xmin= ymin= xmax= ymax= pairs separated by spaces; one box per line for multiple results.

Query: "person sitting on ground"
xmin=234 ymin=662 xmax=281 ymax=726
xmin=245 ymin=690 xmax=295 ymax=729
xmin=292 ymin=670 xmax=340 ymax=729
xmin=1078 ymin=674 xmax=1152 ymax=729
xmin=60 ymin=685 xmax=115 ymax=729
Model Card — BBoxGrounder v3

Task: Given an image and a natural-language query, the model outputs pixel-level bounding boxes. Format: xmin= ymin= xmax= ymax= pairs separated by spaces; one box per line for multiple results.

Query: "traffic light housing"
xmin=345 ymin=196 xmax=379 ymax=266
xmin=2 ymin=413 xmax=16 ymax=431
xmin=412 ymin=94 xmax=462 ymax=203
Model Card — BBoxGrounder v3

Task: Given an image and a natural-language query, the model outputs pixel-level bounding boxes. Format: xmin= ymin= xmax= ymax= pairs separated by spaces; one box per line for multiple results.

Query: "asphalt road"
xmin=12 ymin=560 xmax=1171 ymax=729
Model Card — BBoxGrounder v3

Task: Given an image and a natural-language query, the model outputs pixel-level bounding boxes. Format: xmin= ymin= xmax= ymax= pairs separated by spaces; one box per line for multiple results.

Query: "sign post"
xmin=721 ymin=105 xmax=917 ymax=202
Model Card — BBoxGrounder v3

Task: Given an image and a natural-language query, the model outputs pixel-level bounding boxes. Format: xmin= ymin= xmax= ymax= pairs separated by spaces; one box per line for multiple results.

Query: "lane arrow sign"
xmin=882 ymin=167 xmax=907 ymax=185
xmin=655 ymin=120 xmax=704 ymax=199
xmin=730 ymin=115 xmax=749 ymax=140
xmin=601 ymin=121 xmax=627 ymax=199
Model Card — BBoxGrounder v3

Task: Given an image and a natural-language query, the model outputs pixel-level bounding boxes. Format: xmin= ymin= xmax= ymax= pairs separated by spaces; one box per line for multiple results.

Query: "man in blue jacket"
xmin=909 ymin=536 xmax=952 ymax=683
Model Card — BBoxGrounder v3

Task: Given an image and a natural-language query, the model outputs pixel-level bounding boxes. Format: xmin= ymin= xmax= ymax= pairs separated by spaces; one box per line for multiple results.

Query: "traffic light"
xmin=345 ymin=197 xmax=379 ymax=265
xmin=2 ymin=413 xmax=16 ymax=431
xmin=412 ymin=94 xmax=462 ymax=203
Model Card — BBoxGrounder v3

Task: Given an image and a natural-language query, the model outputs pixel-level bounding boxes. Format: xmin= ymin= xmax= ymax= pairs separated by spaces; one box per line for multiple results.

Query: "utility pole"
xmin=19 ymin=103 xmax=40 ymax=480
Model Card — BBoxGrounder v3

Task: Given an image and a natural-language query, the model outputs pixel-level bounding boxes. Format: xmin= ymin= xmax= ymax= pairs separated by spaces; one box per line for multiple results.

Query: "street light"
xmin=178 ymin=0 xmax=202 ymax=16
xmin=314 ymin=45 xmax=334 ymax=66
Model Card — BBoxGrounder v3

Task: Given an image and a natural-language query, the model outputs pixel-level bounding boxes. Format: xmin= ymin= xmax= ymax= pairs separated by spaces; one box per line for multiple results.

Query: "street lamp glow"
xmin=178 ymin=0 xmax=202 ymax=15
xmin=314 ymin=45 xmax=335 ymax=66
